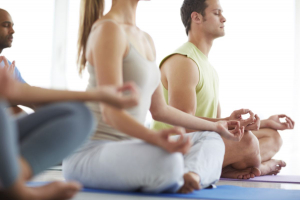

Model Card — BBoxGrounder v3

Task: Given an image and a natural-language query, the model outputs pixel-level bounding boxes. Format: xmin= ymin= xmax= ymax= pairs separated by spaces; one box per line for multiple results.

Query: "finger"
xmin=278 ymin=114 xmax=287 ymax=118
xmin=242 ymin=117 xmax=254 ymax=126
xmin=118 ymin=82 xmax=138 ymax=93
xmin=281 ymin=122 xmax=289 ymax=130
xmin=170 ymin=133 xmax=191 ymax=154
xmin=240 ymin=126 xmax=245 ymax=138
xmin=229 ymin=128 xmax=242 ymax=141
xmin=3 ymin=56 xmax=10 ymax=69
xmin=227 ymin=120 xmax=240 ymax=129
xmin=9 ymin=61 xmax=15 ymax=73
xmin=180 ymin=136 xmax=191 ymax=154
xmin=233 ymin=109 xmax=246 ymax=117
xmin=174 ymin=134 xmax=190 ymax=152
xmin=286 ymin=118 xmax=293 ymax=129
xmin=248 ymin=110 xmax=255 ymax=120
xmin=254 ymin=114 xmax=261 ymax=130
xmin=286 ymin=116 xmax=295 ymax=127
xmin=246 ymin=115 xmax=260 ymax=131
xmin=169 ymin=127 xmax=186 ymax=138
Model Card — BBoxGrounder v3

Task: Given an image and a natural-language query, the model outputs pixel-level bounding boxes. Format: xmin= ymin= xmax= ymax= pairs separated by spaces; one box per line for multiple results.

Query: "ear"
xmin=191 ymin=12 xmax=203 ymax=24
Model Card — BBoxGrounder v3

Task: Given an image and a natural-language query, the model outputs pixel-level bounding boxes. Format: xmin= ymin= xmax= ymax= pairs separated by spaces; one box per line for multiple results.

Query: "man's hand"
xmin=245 ymin=114 xmax=260 ymax=131
xmin=215 ymin=121 xmax=244 ymax=142
xmin=228 ymin=109 xmax=260 ymax=131
xmin=0 ymin=56 xmax=15 ymax=76
xmin=228 ymin=109 xmax=254 ymax=126
xmin=266 ymin=114 xmax=295 ymax=130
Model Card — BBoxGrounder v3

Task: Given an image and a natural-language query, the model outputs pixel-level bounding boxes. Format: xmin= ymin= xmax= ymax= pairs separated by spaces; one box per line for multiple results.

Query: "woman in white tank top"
xmin=63 ymin=0 xmax=244 ymax=194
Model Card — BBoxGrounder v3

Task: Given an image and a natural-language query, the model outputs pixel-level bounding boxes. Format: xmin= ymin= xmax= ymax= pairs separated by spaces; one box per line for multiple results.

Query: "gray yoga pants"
xmin=0 ymin=100 xmax=95 ymax=189
xmin=63 ymin=131 xmax=225 ymax=193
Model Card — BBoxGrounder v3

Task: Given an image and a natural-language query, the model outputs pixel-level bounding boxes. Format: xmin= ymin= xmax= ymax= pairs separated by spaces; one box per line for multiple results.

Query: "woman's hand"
xmin=95 ymin=82 xmax=139 ymax=109
xmin=215 ymin=121 xmax=244 ymax=142
xmin=149 ymin=127 xmax=191 ymax=155
xmin=266 ymin=114 xmax=295 ymax=130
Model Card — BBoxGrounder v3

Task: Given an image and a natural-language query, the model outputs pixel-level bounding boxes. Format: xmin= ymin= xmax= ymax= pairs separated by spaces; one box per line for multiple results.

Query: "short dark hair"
xmin=181 ymin=0 xmax=208 ymax=35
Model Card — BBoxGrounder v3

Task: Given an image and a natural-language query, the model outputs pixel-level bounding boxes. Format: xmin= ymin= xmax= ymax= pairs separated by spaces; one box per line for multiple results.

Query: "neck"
xmin=188 ymin=30 xmax=214 ymax=57
xmin=109 ymin=0 xmax=138 ymax=25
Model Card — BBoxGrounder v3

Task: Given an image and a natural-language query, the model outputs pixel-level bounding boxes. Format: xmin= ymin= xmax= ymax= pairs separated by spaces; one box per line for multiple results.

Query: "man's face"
xmin=0 ymin=10 xmax=14 ymax=50
xmin=201 ymin=0 xmax=226 ymax=38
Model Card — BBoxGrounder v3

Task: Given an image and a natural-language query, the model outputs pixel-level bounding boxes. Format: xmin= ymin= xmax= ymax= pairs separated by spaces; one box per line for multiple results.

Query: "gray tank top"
xmin=86 ymin=44 xmax=161 ymax=141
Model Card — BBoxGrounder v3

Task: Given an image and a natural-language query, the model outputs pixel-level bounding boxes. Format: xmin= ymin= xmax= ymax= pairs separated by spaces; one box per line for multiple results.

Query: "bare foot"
xmin=259 ymin=159 xmax=286 ymax=176
xmin=221 ymin=165 xmax=261 ymax=179
xmin=0 ymin=157 xmax=81 ymax=200
xmin=0 ymin=181 xmax=81 ymax=200
xmin=178 ymin=172 xmax=201 ymax=194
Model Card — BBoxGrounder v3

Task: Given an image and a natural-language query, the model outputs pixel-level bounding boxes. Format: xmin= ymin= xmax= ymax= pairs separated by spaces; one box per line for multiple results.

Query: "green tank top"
xmin=152 ymin=42 xmax=219 ymax=130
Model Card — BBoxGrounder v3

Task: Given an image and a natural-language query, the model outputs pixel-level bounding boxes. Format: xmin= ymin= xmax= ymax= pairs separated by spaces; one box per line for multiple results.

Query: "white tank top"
xmin=86 ymin=44 xmax=161 ymax=141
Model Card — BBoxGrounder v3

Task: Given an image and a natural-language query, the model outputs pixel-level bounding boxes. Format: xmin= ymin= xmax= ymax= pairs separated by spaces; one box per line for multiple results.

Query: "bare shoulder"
xmin=162 ymin=54 xmax=198 ymax=72
xmin=161 ymin=53 xmax=199 ymax=86
xmin=90 ymin=18 xmax=127 ymax=45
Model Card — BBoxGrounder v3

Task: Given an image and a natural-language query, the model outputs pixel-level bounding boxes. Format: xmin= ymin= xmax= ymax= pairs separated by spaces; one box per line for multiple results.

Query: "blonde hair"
xmin=77 ymin=0 xmax=104 ymax=75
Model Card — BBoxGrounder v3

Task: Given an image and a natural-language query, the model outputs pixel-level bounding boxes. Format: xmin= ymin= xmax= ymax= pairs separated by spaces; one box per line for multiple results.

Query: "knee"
xmin=65 ymin=102 xmax=95 ymax=134
xmin=269 ymin=129 xmax=283 ymax=152
xmin=243 ymin=131 xmax=260 ymax=157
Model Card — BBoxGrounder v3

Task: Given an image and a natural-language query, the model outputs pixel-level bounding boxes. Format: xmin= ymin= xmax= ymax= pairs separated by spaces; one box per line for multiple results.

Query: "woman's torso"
xmin=86 ymin=19 xmax=160 ymax=141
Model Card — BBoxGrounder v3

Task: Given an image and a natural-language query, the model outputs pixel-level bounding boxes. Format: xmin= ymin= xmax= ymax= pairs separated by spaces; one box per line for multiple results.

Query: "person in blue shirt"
xmin=0 ymin=8 xmax=25 ymax=83
xmin=0 ymin=6 xmax=26 ymax=85
xmin=0 ymin=8 xmax=31 ymax=114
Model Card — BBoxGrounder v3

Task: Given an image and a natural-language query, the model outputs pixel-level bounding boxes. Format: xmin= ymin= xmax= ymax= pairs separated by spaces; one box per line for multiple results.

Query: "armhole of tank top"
xmin=185 ymin=55 xmax=202 ymax=92
xmin=173 ymin=52 xmax=201 ymax=92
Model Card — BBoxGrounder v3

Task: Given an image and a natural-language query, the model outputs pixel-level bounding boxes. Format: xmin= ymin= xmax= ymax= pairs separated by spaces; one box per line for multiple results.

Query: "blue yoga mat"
xmin=28 ymin=182 xmax=300 ymax=200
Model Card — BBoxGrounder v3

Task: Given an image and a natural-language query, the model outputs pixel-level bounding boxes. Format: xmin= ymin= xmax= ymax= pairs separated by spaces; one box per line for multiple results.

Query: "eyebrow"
xmin=212 ymin=9 xmax=223 ymax=12
xmin=1 ymin=21 xmax=14 ymax=25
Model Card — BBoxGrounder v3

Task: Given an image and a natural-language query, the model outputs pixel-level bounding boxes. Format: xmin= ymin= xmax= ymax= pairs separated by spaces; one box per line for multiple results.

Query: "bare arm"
xmin=0 ymin=67 xmax=139 ymax=109
xmin=150 ymin=83 xmax=244 ymax=141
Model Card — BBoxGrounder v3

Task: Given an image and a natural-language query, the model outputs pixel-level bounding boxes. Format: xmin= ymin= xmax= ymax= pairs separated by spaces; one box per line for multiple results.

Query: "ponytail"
xmin=77 ymin=0 xmax=104 ymax=75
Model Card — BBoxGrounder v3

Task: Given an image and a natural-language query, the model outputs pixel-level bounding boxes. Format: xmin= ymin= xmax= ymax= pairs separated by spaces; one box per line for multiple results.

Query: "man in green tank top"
xmin=152 ymin=0 xmax=294 ymax=191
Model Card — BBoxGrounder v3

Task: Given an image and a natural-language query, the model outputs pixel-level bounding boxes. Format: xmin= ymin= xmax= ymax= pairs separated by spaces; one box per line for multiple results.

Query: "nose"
xmin=9 ymin=27 xmax=15 ymax=35
xmin=222 ymin=14 xmax=226 ymax=23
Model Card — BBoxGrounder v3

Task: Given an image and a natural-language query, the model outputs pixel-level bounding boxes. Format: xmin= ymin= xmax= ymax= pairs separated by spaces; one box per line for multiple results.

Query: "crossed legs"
xmin=0 ymin=101 xmax=94 ymax=200
xmin=221 ymin=128 xmax=285 ymax=179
